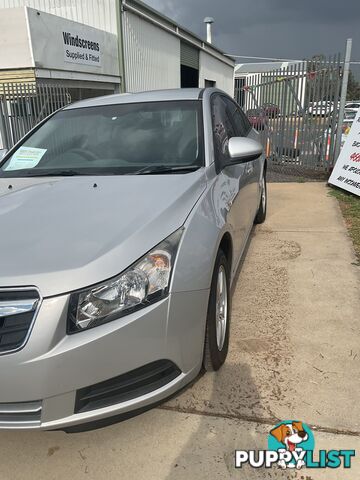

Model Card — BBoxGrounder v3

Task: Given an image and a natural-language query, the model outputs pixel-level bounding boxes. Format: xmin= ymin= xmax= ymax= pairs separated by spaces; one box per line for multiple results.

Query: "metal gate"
xmin=235 ymin=55 xmax=343 ymax=177
xmin=0 ymin=83 xmax=71 ymax=149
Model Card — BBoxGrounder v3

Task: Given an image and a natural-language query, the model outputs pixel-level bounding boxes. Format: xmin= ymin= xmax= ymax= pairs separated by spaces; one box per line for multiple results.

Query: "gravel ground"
xmin=0 ymin=183 xmax=359 ymax=480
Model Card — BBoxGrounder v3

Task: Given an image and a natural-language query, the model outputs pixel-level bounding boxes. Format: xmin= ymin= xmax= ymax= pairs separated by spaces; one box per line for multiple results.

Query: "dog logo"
xmin=268 ymin=420 xmax=314 ymax=469
xmin=271 ymin=421 xmax=308 ymax=451
xmin=235 ymin=420 xmax=355 ymax=470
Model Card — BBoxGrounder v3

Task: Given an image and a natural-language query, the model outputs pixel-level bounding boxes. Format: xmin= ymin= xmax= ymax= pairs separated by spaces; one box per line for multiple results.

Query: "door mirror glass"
xmin=0 ymin=149 xmax=8 ymax=161
xmin=227 ymin=137 xmax=262 ymax=164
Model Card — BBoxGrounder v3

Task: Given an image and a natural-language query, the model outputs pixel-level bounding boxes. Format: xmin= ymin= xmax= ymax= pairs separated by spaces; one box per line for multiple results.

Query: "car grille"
xmin=0 ymin=401 xmax=42 ymax=428
xmin=75 ymin=360 xmax=181 ymax=413
xmin=0 ymin=290 xmax=40 ymax=354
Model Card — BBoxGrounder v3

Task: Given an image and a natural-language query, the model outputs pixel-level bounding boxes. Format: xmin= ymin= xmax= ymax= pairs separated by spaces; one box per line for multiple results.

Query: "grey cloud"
xmin=144 ymin=0 xmax=360 ymax=77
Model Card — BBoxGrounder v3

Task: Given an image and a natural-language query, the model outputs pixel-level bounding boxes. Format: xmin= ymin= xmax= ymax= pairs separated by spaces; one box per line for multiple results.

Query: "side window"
xmin=222 ymin=96 xmax=251 ymax=137
xmin=211 ymin=95 xmax=236 ymax=163
xmin=233 ymin=108 xmax=252 ymax=136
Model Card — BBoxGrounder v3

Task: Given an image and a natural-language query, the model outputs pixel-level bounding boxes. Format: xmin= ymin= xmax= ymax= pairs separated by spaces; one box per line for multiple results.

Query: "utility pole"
xmin=334 ymin=38 xmax=352 ymax=164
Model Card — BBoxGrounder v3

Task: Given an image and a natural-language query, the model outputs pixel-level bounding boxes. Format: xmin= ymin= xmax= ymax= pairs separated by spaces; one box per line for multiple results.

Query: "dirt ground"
xmin=1 ymin=183 xmax=359 ymax=479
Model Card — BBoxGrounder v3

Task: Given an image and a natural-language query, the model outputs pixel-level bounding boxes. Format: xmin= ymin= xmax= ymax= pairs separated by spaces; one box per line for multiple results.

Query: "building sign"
xmin=329 ymin=109 xmax=360 ymax=196
xmin=0 ymin=7 xmax=119 ymax=80
xmin=62 ymin=29 xmax=102 ymax=67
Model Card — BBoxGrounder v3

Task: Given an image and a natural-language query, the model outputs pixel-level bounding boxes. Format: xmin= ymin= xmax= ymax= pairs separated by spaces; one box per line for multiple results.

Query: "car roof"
xmin=64 ymin=88 xmax=206 ymax=110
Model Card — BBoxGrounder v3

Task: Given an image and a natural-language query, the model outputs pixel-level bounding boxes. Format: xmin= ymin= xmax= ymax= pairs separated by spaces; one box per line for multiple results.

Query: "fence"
xmin=235 ymin=55 xmax=343 ymax=177
xmin=0 ymin=83 xmax=71 ymax=149
xmin=0 ymin=67 xmax=344 ymax=176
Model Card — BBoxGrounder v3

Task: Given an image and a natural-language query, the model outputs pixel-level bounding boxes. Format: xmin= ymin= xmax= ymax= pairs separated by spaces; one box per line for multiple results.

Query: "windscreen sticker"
xmin=4 ymin=146 xmax=47 ymax=171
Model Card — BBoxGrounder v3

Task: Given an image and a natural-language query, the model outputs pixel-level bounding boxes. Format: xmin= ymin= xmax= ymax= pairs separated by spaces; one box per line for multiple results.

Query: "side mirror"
xmin=226 ymin=137 xmax=263 ymax=165
xmin=0 ymin=149 xmax=8 ymax=161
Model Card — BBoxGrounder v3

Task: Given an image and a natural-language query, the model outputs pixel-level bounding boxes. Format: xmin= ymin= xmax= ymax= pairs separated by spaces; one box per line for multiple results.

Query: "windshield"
xmin=0 ymin=100 xmax=204 ymax=177
xmin=344 ymin=110 xmax=357 ymax=120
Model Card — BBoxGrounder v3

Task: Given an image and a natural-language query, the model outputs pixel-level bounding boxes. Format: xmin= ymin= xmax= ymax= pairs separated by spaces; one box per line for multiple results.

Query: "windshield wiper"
xmin=132 ymin=165 xmax=201 ymax=175
xmin=24 ymin=170 xmax=86 ymax=177
xmin=15 ymin=166 xmax=201 ymax=177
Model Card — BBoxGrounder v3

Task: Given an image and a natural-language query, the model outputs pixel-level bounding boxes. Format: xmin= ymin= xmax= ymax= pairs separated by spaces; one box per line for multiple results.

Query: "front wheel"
xmin=203 ymin=249 xmax=231 ymax=371
xmin=254 ymin=172 xmax=267 ymax=224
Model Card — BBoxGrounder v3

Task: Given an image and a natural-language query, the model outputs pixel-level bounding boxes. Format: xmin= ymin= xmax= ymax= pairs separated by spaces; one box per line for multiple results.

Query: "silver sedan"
xmin=0 ymin=88 xmax=266 ymax=431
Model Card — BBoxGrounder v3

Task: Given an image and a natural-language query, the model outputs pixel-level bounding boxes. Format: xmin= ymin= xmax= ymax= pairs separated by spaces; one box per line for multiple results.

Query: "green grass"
xmin=329 ymin=186 xmax=360 ymax=262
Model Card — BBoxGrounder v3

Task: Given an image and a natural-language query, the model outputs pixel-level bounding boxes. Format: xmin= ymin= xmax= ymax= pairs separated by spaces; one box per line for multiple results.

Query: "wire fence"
xmin=235 ymin=54 xmax=343 ymax=177
xmin=0 ymin=64 xmax=344 ymax=180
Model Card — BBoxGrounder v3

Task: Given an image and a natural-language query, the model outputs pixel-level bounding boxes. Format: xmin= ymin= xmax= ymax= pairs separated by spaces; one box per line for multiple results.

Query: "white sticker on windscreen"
xmin=4 ymin=146 xmax=47 ymax=171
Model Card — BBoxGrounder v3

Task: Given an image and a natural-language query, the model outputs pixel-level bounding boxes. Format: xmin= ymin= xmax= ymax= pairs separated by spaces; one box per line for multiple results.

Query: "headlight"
xmin=68 ymin=228 xmax=183 ymax=333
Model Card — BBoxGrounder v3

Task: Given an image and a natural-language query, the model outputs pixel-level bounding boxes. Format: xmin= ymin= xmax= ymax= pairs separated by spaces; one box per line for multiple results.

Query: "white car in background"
xmin=307 ymin=101 xmax=334 ymax=117
xmin=344 ymin=109 xmax=358 ymax=121
xmin=345 ymin=101 xmax=360 ymax=112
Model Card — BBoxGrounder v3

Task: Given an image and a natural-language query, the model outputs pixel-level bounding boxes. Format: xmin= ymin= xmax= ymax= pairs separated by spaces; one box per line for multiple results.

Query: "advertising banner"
xmin=329 ymin=109 xmax=360 ymax=196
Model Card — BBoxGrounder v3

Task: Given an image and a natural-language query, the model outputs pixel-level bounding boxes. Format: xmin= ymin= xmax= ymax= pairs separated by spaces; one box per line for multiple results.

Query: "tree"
xmin=347 ymin=70 xmax=360 ymax=101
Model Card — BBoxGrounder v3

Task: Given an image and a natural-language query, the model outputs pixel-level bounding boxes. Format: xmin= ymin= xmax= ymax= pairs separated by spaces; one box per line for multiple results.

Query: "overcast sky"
xmin=144 ymin=0 xmax=360 ymax=78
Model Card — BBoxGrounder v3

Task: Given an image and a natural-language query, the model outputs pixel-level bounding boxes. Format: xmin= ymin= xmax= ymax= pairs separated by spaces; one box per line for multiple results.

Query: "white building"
xmin=0 ymin=0 xmax=235 ymax=97
xmin=120 ymin=0 xmax=234 ymax=93
xmin=0 ymin=7 xmax=120 ymax=100
xmin=234 ymin=61 xmax=306 ymax=112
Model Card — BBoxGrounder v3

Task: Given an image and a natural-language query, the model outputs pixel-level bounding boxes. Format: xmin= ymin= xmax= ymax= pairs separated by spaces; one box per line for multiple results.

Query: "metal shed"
xmin=120 ymin=0 xmax=235 ymax=94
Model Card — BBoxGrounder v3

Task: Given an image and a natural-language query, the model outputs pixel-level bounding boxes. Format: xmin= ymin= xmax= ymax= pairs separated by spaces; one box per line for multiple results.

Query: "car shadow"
xmin=231 ymin=226 xmax=255 ymax=295
xmin=161 ymin=363 xmax=275 ymax=479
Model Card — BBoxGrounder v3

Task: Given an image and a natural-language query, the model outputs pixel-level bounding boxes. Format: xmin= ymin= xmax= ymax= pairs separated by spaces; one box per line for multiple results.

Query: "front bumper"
xmin=0 ymin=289 xmax=209 ymax=430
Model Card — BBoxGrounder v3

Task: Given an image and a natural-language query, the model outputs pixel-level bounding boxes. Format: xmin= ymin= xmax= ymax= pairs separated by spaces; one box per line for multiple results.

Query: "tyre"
xmin=203 ymin=249 xmax=231 ymax=371
xmin=254 ymin=171 xmax=267 ymax=224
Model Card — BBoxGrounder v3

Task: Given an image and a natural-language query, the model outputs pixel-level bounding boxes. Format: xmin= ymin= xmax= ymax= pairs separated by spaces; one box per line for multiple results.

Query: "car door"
xmin=210 ymin=94 xmax=249 ymax=272
xmin=224 ymin=97 xmax=262 ymax=226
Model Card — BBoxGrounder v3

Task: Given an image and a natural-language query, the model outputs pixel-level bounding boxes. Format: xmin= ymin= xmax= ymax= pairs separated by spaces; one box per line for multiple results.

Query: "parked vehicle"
xmin=246 ymin=108 xmax=268 ymax=131
xmin=344 ymin=109 xmax=357 ymax=120
xmin=271 ymin=122 xmax=334 ymax=164
xmin=307 ymin=101 xmax=334 ymax=117
xmin=262 ymin=103 xmax=280 ymax=118
xmin=345 ymin=101 xmax=360 ymax=111
xmin=0 ymin=88 xmax=266 ymax=431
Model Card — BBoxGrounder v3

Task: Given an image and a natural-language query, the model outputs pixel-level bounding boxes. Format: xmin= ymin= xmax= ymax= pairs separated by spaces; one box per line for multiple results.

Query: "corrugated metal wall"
xmin=180 ymin=42 xmax=199 ymax=70
xmin=0 ymin=68 xmax=35 ymax=84
xmin=0 ymin=0 xmax=118 ymax=33
xmin=122 ymin=10 xmax=180 ymax=92
xmin=199 ymin=51 xmax=234 ymax=96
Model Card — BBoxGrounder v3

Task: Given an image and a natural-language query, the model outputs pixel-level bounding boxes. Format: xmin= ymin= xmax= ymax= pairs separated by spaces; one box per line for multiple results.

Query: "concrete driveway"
xmin=2 ymin=183 xmax=360 ymax=479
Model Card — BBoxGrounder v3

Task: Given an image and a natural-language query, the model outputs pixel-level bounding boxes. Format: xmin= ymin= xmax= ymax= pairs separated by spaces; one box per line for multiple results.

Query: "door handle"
xmin=246 ymin=163 xmax=253 ymax=174
xmin=225 ymin=199 xmax=233 ymax=211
